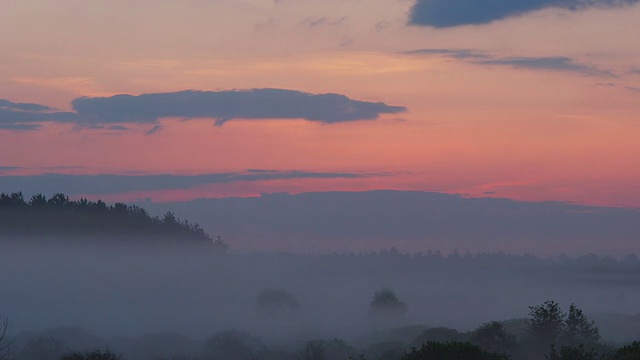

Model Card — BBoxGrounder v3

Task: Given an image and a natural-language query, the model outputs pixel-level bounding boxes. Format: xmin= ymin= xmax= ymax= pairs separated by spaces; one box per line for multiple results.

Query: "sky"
xmin=1 ymin=0 xmax=640 ymax=208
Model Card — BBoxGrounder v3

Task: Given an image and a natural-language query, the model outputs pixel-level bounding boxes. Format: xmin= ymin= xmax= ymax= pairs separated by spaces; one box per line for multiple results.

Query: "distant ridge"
xmin=139 ymin=190 xmax=640 ymax=255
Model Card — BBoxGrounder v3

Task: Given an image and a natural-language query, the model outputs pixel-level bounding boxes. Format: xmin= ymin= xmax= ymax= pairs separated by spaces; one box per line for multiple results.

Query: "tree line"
xmin=0 ymin=192 xmax=226 ymax=252
xmin=2 ymin=299 xmax=640 ymax=360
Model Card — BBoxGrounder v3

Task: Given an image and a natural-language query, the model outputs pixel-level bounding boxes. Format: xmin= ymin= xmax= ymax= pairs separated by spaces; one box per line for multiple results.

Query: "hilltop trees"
xmin=0 ymin=192 xmax=225 ymax=249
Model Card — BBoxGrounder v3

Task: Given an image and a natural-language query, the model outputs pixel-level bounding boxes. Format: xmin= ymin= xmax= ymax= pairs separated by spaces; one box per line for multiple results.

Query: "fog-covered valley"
xmin=3 ymin=240 xmax=640 ymax=356
xmin=2 ymin=192 xmax=640 ymax=359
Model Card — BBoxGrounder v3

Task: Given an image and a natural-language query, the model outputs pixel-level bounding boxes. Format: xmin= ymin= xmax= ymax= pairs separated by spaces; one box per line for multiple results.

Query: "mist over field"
xmin=3 ymin=238 xmax=640 ymax=344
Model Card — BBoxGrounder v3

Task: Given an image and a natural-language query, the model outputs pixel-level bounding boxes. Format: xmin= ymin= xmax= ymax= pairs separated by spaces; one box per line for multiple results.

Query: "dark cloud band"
xmin=71 ymin=89 xmax=406 ymax=126
xmin=0 ymin=170 xmax=388 ymax=196
xmin=406 ymin=49 xmax=613 ymax=77
xmin=0 ymin=88 xmax=406 ymax=131
xmin=409 ymin=0 xmax=640 ymax=28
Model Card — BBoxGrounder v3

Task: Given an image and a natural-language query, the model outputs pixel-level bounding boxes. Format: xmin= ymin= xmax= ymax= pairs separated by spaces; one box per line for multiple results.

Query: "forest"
xmin=0 ymin=192 xmax=227 ymax=252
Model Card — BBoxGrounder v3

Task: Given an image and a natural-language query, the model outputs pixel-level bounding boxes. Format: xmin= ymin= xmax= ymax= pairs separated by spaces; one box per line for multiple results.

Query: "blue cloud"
xmin=477 ymin=56 xmax=615 ymax=76
xmin=0 ymin=89 xmax=406 ymax=132
xmin=0 ymin=170 xmax=389 ymax=195
xmin=404 ymin=48 xmax=490 ymax=60
xmin=409 ymin=0 xmax=640 ymax=28
xmin=71 ymin=89 xmax=406 ymax=126
xmin=406 ymin=49 xmax=613 ymax=77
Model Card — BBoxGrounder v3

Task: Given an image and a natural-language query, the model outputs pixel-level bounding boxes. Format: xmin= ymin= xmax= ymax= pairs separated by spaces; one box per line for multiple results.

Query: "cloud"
xmin=299 ymin=16 xmax=346 ymax=28
xmin=72 ymin=89 xmax=406 ymax=126
xmin=626 ymin=86 xmax=640 ymax=92
xmin=0 ymin=100 xmax=77 ymax=131
xmin=0 ymin=89 xmax=405 ymax=131
xmin=145 ymin=125 xmax=163 ymax=135
xmin=406 ymin=48 xmax=613 ymax=76
xmin=477 ymin=56 xmax=615 ymax=76
xmin=0 ymin=166 xmax=19 ymax=172
xmin=107 ymin=125 xmax=131 ymax=131
xmin=0 ymin=122 xmax=42 ymax=131
xmin=409 ymin=0 xmax=640 ymax=28
xmin=0 ymin=99 xmax=55 ymax=112
xmin=404 ymin=48 xmax=490 ymax=60
xmin=0 ymin=170 xmax=387 ymax=195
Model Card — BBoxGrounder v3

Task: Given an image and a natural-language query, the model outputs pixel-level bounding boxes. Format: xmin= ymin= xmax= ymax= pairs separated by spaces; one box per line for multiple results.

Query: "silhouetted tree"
xmin=48 ymin=193 xmax=71 ymax=207
xmin=528 ymin=300 xmax=565 ymax=348
xmin=564 ymin=304 xmax=599 ymax=347
xmin=29 ymin=194 xmax=47 ymax=208
xmin=471 ymin=322 xmax=517 ymax=354
xmin=59 ymin=350 xmax=121 ymax=360
xmin=411 ymin=327 xmax=467 ymax=347
xmin=298 ymin=340 xmax=325 ymax=360
xmin=401 ymin=341 xmax=510 ymax=360
xmin=369 ymin=289 xmax=407 ymax=320
xmin=212 ymin=236 xmax=229 ymax=255
xmin=544 ymin=344 xmax=599 ymax=360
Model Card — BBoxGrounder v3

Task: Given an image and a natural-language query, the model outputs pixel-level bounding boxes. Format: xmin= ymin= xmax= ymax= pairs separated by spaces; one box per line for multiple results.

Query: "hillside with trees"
xmin=0 ymin=192 xmax=226 ymax=251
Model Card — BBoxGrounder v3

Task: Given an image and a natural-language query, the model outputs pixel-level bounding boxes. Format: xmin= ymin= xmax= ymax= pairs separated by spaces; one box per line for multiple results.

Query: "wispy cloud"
xmin=0 ymin=166 xmax=20 ymax=172
xmin=0 ymin=99 xmax=77 ymax=130
xmin=477 ymin=56 xmax=615 ymax=77
xmin=404 ymin=48 xmax=490 ymax=60
xmin=0 ymin=122 xmax=43 ymax=131
xmin=299 ymin=16 xmax=346 ymax=28
xmin=0 ymin=99 xmax=55 ymax=112
xmin=406 ymin=49 xmax=613 ymax=77
xmin=409 ymin=0 xmax=640 ymax=28
xmin=0 ymin=170 xmax=389 ymax=196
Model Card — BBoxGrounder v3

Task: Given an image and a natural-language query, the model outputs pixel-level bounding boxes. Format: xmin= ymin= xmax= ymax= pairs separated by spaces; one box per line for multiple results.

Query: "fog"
xmin=3 ymin=237 xmax=640 ymax=359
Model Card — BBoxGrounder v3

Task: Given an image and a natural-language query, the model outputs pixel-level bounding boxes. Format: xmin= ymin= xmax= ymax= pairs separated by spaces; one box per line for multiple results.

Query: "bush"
xmin=59 ymin=350 xmax=121 ymax=360
xmin=401 ymin=341 xmax=510 ymax=360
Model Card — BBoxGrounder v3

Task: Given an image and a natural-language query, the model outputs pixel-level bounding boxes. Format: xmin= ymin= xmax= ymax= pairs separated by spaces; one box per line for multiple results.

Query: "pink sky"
xmin=1 ymin=0 xmax=640 ymax=207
